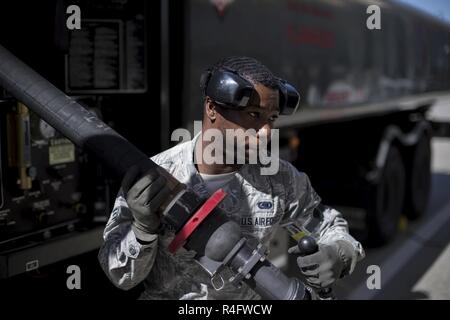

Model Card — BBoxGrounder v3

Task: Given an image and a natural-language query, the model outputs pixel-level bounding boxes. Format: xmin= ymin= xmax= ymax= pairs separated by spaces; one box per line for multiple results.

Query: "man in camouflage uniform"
xmin=98 ymin=57 xmax=365 ymax=300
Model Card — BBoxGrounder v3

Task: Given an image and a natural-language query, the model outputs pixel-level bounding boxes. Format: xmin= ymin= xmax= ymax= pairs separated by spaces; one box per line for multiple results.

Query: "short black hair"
xmin=211 ymin=56 xmax=279 ymax=89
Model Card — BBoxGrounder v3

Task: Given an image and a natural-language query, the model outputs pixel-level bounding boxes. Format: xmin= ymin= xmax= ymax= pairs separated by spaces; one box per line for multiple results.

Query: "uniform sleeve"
xmin=281 ymin=161 xmax=365 ymax=276
xmin=97 ymin=188 xmax=158 ymax=290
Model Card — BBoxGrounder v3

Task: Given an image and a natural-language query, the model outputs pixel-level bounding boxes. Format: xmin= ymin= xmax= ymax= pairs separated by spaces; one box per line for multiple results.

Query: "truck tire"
xmin=367 ymin=145 xmax=405 ymax=246
xmin=404 ymin=133 xmax=431 ymax=220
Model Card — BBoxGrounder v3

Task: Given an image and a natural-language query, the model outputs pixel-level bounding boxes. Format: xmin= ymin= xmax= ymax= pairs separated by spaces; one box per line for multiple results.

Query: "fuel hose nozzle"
xmin=163 ymin=188 xmax=314 ymax=300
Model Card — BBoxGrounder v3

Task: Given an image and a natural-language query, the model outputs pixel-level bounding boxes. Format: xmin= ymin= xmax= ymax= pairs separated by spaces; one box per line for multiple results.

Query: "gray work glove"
xmin=293 ymin=240 xmax=354 ymax=289
xmin=121 ymin=165 xmax=172 ymax=239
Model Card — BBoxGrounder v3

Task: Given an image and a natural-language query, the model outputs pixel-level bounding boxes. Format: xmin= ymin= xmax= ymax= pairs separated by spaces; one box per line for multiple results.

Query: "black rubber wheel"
xmin=404 ymin=133 xmax=431 ymax=220
xmin=367 ymin=145 xmax=406 ymax=246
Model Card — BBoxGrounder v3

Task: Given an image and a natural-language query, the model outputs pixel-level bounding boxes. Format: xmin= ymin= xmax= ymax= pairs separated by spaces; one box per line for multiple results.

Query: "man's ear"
xmin=205 ymin=97 xmax=216 ymax=122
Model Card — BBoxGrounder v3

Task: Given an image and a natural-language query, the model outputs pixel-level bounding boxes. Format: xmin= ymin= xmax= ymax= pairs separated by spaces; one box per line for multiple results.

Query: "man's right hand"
xmin=121 ymin=166 xmax=172 ymax=237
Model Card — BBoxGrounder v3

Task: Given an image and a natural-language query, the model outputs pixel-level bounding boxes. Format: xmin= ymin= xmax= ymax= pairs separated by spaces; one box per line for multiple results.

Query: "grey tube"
xmin=230 ymin=245 xmax=308 ymax=300
xmin=251 ymin=262 xmax=306 ymax=300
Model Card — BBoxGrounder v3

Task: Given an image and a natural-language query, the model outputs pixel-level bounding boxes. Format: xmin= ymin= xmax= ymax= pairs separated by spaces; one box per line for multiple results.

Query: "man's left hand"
xmin=293 ymin=241 xmax=353 ymax=289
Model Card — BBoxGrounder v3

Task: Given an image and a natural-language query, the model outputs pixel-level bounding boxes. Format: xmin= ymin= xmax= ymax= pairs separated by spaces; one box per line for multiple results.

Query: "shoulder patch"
xmin=257 ymin=201 xmax=273 ymax=210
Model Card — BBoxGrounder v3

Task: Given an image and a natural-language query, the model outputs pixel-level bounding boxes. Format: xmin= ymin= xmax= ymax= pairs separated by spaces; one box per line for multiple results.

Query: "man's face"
xmin=207 ymin=83 xmax=280 ymax=163
xmin=216 ymin=83 xmax=279 ymax=132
